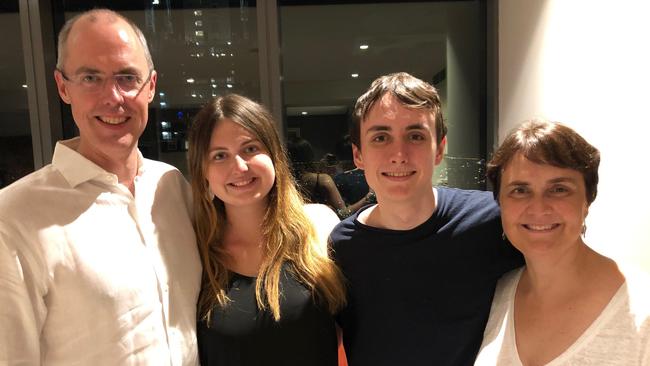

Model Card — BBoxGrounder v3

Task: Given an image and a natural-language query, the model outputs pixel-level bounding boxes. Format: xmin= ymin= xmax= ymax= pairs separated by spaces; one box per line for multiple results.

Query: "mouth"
xmin=96 ymin=116 xmax=129 ymax=125
xmin=522 ymin=223 xmax=561 ymax=232
xmin=229 ymin=177 xmax=256 ymax=187
xmin=382 ymin=171 xmax=416 ymax=177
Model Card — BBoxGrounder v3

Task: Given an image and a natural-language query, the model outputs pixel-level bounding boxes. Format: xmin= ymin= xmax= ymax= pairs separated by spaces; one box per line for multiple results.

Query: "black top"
xmin=330 ymin=187 xmax=524 ymax=366
xmin=197 ymin=265 xmax=338 ymax=366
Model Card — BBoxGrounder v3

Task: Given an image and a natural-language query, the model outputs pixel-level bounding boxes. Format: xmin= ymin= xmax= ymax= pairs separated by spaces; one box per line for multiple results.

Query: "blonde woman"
xmin=188 ymin=94 xmax=347 ymax=366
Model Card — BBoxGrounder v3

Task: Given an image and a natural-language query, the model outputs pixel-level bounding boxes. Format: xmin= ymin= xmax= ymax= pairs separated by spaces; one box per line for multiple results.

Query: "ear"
xmin=146 ymin=70 xmax=158 ymax=103
xmin=352 ymin=143 xmax=364 ymax=170
xmin=434 ymin=136 xmax=446 ymax=165
xmin=54 ymin=69 xmax=71 ymax=105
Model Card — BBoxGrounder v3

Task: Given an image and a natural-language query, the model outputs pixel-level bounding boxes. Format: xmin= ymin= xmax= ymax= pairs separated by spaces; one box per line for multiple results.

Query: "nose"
xmin=233 ymin=155 xmax=249 ymax=172
xmin=390 ymin=140 xmax=408 ymax=164
xmin=526 ymin=194 xmax=552 ymax=214
xmin=100 ymin=78 xmax=125 ymax=106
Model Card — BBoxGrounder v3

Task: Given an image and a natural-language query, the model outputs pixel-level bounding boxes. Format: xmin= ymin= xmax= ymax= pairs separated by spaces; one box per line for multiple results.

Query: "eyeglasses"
xmin=57 ymin=68 xmax=153 ymax=97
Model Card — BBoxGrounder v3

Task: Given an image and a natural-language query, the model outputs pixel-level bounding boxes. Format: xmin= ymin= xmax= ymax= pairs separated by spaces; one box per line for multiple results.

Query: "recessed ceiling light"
xmin=21 ymin=84 xmax=27 ymax=88
xmin=301 ymin=111 xmax=308 ymax=115
xmin=359 ymin=44 xmax=369 ymax=50
xmin=226 ymin=84 xmax=233 ymax=88
xmin=160 ymin=102 xmax=167 ymax=107
xmin=159 ymin=92 xmax=165 ymax=97
xmin=186 ymin=78 xmax=195 ymax=83
xmin=351 ymin=73 xmax=359 ymax=78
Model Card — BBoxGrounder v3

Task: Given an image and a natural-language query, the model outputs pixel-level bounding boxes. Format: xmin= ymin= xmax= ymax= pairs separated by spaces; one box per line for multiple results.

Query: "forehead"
xmin=210 ymin=118 xmax=255 ymax=144
xmin=362 ymin=93 xmax=436 ymax=132
xmin=64 ymin=16 xmax=148 ymax=72
xmin=502 ymin=153 xmax=583 ymax=183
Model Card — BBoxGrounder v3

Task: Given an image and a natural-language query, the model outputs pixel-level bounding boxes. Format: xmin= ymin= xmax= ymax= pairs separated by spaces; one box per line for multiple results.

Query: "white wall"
xmin=499 ymin=0 xmax=650 ymax=272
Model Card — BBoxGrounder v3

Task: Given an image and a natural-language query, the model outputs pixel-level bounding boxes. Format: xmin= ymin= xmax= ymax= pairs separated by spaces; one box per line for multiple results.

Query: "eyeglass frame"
xmin=56 ymin=68 xmax=154 ymax=98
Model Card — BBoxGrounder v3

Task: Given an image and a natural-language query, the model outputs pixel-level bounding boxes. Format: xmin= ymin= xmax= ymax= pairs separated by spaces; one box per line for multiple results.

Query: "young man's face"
xmin=352 ymin=93 xmax=445 ymax=205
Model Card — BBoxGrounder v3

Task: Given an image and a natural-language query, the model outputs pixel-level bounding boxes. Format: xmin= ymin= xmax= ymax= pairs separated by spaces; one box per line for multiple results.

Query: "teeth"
xmin=526 ymin=224 xmax=556 ymax=231
xmin=385 ymin=171 xmax=412 ymax=177
xmin=99 ymin=116 xmax=127 ymax=125
xmin=231 ymin=178 xmax=254 ymax=187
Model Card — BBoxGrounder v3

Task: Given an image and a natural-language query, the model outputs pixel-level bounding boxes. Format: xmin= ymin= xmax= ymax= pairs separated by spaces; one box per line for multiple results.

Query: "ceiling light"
xmin=22 ymin=84 xmax=27 ymax=88
xmin=186 ymin=78 xmax=195 ymax=83
xmin=191 ymin=93 xmax=197 ymax=97
xmin=301 ymin=111 xmax=308 ymax=115
xmin=351 ymin=73 xmax=359 ymax=78
xmin=226 ymin=84 xmax=233 ymax=88
xmin=359 ymin=44 xmax=369 ymax=50
xmin=160 ymin=102 xmax=167 ymax=107
xmin=159 ymin=92 xmax=165 ymax=97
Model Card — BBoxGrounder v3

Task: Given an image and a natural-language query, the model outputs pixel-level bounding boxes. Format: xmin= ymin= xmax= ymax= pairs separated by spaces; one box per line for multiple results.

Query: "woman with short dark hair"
xmin=476 ymin=119 xmax=650 ymax=365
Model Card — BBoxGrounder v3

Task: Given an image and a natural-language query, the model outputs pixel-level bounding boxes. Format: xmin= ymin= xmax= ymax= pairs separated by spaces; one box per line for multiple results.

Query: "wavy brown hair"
xmin=188 ymin=94 xmax=346 ymax=322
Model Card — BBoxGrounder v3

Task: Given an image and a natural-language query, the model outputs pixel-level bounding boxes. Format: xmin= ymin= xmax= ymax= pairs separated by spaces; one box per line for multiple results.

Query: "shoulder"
xmin=303 ymin=203 xmax=340 ymax=247
xmin=436 ymin=187 xmax=500 ymax=222
xmin=0 ymin=165 xmax=62 ymax=218
xmin=619 ymin=265 xmax=650 ymax=321
xmin=141 ymin=158 xmax=191 ymax=193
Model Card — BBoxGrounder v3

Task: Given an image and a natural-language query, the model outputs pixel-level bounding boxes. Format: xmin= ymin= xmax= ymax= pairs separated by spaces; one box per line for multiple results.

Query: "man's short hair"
xmin=351 ymin=72 xmax=447 ymax=147
xmin=56 ymin=8 xmax=154 ymax=71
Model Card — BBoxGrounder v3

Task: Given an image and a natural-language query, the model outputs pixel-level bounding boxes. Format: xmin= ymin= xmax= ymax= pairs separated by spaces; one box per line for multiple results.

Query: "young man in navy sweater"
xmin=330 ymin=72 xmax=522 ymax=366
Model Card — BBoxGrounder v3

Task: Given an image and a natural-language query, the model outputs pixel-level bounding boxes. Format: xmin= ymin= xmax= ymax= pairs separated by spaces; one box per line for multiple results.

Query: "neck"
xmin=520 ymin=242 xmax=617 ymax=297
xmin=77 ymin=141 xmax=140 ymax=195
xmin=224 ymin=201 xmax=267 ymax=246
xmin=364 ymin=187 xmax=437 ymax=230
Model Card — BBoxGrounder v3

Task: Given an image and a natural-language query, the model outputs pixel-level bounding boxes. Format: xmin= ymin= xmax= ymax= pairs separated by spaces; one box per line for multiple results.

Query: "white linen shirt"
xmin=0 ymin=138 xmax=202 ymax=366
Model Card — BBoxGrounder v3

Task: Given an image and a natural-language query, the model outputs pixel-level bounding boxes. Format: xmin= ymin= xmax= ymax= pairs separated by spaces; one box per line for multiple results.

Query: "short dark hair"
xmin=350 ymin=72 xmax=446 ymax=147
xmin=486 ymin=119 xmax=600 ymax=205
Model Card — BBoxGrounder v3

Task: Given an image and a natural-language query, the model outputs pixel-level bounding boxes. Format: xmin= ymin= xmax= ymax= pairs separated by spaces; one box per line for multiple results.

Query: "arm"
xmin=0 ymin=225 xmax=45 ymax=364
xmin=317 ymin=174 xmax=347 ymax=212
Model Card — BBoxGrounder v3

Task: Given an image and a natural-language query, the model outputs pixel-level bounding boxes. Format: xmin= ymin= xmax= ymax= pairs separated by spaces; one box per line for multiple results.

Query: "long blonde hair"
xmin=188 ymin=94 xmax=346 ymax=322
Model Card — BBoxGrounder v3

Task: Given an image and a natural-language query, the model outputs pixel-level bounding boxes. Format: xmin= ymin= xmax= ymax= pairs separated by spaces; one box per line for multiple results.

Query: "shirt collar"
xmin=52 ymin=137 xmax=145 ymax=188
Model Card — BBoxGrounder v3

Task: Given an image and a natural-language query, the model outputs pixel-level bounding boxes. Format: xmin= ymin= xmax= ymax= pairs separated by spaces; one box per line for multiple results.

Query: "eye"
xmin=211 ymin=151 xmax=227 ymax=161
xmin=80 ymin=74 xmax=102 ymax=84
xmin=116 ymin=74 xmax=141 ymax=87
xmin=408 ymin=132 xmax=426 ymax=142
xmin=243 ymin=144 xmax=260 ymax=154
xmin=370 ymin=133 xmax=389 ymax=143
xmin=549 ymin=185 xmax=571 ymax=195
xmin=509 ymin=186 xmax=529 ymax=196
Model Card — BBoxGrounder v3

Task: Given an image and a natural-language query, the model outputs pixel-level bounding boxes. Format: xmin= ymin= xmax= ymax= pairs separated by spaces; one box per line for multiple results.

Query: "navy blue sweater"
xmin=331 ymin=187 xmax=523 ymax=366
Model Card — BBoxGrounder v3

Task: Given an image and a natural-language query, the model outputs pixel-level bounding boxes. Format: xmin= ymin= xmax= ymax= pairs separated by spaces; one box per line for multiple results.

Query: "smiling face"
xmin=205 ymin=118 xmax=276 ymax=211
xmin=352 ymin=93 xmax=445 ymax=205
xmin=499 ymin=153 xmax=590 ymax=259
xmin=54 ymin=14 xmax=156 ymax=163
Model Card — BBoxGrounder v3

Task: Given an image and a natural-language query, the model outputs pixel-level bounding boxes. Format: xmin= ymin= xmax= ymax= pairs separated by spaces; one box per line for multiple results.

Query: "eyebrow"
xmin=72 ymin=66 xmax=144 ymax=76
xmin=207 ymin=137 xmax=259 ymax=153
xmin=364 ymin=123 xmax=428 ymax=134
xmin=505 ymin=176 xmax=578 ymax=186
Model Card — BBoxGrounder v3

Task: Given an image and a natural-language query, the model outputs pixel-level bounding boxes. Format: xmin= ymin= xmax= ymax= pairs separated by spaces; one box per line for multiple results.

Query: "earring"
xmin=581 ymin=224 xmax=587 ymax=237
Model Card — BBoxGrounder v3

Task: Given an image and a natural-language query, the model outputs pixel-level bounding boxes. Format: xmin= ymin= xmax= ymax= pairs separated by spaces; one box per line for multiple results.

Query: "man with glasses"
xmin=0 ymin=9 xmax=201 ymax=365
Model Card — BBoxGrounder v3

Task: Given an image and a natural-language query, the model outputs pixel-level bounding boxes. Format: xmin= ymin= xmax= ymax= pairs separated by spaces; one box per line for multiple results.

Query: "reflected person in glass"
xmin=476 ymin=119 xmax=650 ymax=365
xmin=188 ymin=94 xmax=347 ymax=366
